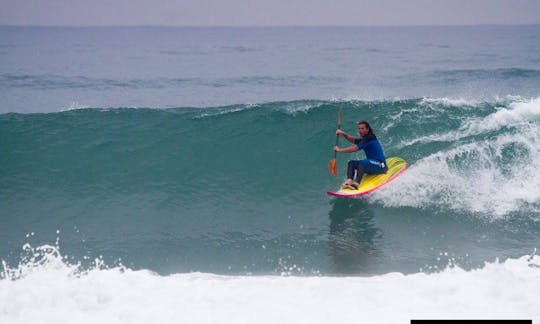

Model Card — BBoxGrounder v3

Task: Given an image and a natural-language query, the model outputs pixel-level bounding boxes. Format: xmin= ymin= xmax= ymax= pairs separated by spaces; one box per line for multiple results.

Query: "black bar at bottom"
xmin=412 ymin=321 xmax=532 ymax=324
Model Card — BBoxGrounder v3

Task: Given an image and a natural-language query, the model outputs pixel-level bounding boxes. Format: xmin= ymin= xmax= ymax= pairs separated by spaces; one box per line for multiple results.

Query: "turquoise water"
xmin=2 ymin=98 xmax=539 ymax=275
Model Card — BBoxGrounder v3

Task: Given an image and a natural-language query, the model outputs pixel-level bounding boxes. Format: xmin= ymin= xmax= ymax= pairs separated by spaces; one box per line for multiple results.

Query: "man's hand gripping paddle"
xmin=328 ymin=107 xmax=342 ymax=176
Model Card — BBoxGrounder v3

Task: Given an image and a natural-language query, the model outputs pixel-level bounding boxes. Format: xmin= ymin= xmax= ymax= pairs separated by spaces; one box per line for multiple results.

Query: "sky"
xmin=1 ymin=0 xmax=540 ymax=27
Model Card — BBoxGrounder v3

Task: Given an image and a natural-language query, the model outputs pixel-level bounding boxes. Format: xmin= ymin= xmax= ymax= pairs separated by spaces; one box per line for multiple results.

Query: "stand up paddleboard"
xmin=327 ymin=156 xmax=408 ymax=197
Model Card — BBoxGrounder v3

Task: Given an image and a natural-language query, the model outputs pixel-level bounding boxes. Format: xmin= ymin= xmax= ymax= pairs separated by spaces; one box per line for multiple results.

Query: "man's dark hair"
xmin=358 ymin=120 xmax=374 ymax=135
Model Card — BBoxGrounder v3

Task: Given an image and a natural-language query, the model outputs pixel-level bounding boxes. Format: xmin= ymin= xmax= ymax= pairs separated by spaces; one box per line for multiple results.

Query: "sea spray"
xmin=371 ymin=97 xmax=540 ymax=217
xmin=1 ymin=242 xmax=540 ymax=323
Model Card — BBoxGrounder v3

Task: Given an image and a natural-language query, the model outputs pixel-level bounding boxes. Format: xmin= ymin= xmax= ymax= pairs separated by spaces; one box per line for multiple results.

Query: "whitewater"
xmin=1 ymin=244 xmax=539 ymax=323
xmin=371 ymin=97 xmax=540 ymax=217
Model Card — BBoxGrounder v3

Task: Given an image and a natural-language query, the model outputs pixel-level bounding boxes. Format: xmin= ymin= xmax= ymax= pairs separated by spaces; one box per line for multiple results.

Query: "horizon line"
xmin=1 ymin=23 xmax=539 ymax=28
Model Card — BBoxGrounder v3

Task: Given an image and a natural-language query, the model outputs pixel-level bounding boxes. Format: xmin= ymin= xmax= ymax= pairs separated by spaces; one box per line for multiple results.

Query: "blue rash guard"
xmin=354 ymin=136 xmax=386 ymax=164
xmin=345 ymin=133 xmax=387 ymax=184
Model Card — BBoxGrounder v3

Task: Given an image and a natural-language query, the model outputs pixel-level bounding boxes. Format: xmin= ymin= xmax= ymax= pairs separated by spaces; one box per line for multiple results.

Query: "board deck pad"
xmin=327 ymin=156 xmax=408 ymax=197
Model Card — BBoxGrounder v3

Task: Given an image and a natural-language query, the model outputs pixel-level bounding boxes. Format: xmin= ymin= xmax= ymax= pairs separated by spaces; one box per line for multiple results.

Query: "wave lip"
xmin=404 ymin=97 xmax=540 ymax=146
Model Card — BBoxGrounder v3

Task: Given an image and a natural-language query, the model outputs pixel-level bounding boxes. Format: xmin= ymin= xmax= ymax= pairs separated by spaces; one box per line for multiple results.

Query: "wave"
xmin=402 ymin=97 xmax=540 ymax=145
xmin=2 ymin=97 xmax=539 ymax=280
xmin=372 ymin=97 xmax=540 ymax=217
xmin=2 ymin=97 xmax=539 ymax=218
xmin=1 ymin=243 xmax=539 ymax=323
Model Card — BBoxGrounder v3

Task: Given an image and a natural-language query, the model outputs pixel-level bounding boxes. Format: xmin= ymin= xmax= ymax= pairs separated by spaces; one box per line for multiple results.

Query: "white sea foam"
xmin=1 ymin=244 xmax=539 ymax=324
xmin=375 ymin=140 xmax=540 ymax=216
xmin=376 ymin=135 xmax=540 ymax=216
xmin=377 ymin=98 xmax=540 ymax=217
xmin=419 ymin=95 xmax=529 ymax=108
xmin=195 ymin=104 xmax=256 ymax=118
xmin=61 ymin=101 xmax=91 ymax=112
xmin=405 ymin=97 xmax=540 ymax=146
xmin=420 ymin=97 xmax=481 ymax=107
xmin=195 ymin=101 xmax=324 ymax=118
xmin=462 ymin=97 xmax=540 ymax=134
xmin=281 ymin=101 xmax=325 ymax=115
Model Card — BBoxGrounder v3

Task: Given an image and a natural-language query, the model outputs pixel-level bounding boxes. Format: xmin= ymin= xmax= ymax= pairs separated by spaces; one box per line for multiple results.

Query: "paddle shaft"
xmin=334 ymin=108 xmax=342 ymax=158
xmin=328 ymin=107 xmax=342 ymax=176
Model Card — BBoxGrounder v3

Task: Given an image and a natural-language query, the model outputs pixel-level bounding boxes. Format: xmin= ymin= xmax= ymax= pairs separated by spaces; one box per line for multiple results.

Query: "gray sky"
xmin=1 ymin=0 xmax=540 ymax=26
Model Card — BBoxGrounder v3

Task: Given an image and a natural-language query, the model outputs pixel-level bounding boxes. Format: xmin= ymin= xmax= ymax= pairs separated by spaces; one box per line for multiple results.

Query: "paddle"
xmin=328 ymin=107 xmax=342 ymax=176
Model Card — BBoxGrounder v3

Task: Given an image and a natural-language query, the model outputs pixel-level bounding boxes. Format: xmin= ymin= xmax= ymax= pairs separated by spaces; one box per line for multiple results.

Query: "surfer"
xmin=334 ymin=121 xmax=387 ymax=190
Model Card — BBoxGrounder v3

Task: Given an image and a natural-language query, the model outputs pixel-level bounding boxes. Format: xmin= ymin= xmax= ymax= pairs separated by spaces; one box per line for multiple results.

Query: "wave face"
xmin=2 ymin=98 xmax=540 ymax=276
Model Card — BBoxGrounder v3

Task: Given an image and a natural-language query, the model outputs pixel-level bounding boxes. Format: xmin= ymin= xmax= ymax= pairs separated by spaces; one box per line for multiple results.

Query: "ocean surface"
xmin=1 ymin=25 xmax=540 ymax=322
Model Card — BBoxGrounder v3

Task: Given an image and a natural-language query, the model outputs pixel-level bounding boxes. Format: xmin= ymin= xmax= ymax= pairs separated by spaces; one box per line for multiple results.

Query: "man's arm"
xmin=336 ymin=129 xmax=357 ymax=143
xmin=334 ymin=145 xmax=359 ymax=153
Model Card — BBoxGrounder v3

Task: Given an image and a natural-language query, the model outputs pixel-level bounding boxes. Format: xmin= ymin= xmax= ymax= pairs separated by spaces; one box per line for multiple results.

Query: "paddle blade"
xmin=328 ymin=158 xmax=337 ymax=176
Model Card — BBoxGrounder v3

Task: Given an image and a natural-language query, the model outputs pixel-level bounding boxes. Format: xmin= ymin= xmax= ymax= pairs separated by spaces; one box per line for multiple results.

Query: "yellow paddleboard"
xmin=327 ymin=156 xmax=408 ymax=197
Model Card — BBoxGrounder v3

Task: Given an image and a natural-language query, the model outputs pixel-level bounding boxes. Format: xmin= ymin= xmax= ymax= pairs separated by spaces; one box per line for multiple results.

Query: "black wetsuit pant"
xmin=347 ymin=159 xmax=387 ymax=183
